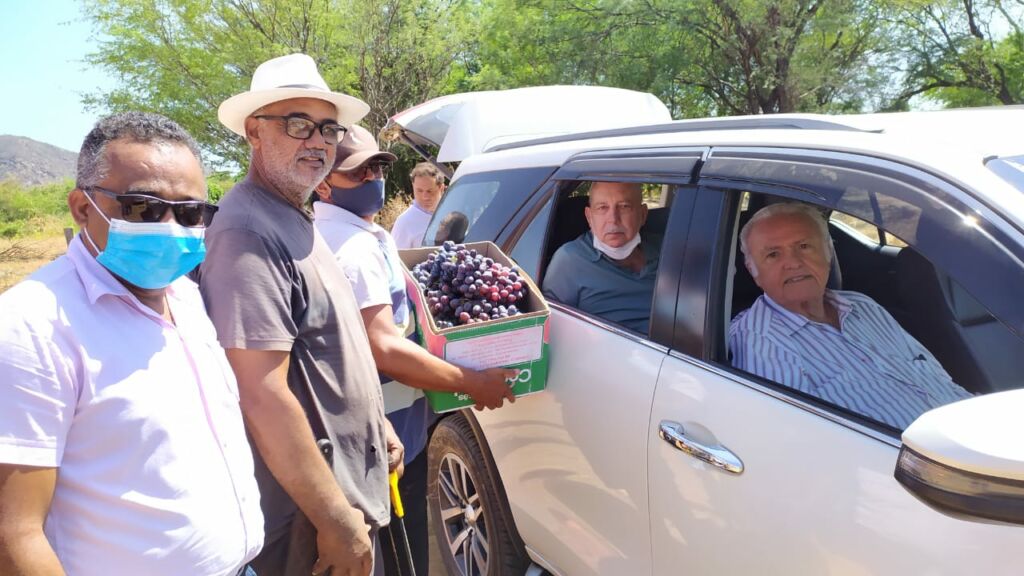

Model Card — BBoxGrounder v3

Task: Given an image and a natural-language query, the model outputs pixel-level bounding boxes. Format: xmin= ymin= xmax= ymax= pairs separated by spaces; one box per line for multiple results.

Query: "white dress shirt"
xmin=0 ymin=236 xmax=263 ymax=576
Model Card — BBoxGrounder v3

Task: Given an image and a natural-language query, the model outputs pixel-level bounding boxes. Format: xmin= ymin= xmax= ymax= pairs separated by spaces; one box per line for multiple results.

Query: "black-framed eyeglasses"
xmin=253 ymin=114 xmax=346 ymax=145
xmin=83 ymin=186 xmax=218 ymax=228
xmin=337 ymin=161 xmax=392 ymax=182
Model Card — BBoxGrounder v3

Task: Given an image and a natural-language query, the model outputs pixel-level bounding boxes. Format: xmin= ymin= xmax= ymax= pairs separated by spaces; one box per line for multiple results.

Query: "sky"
xmin=0 ymin=0 xmax=114 ymax=152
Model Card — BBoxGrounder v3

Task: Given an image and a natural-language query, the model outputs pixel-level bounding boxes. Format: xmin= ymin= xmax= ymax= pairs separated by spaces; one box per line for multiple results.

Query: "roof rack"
xmin=488 ymin=116 xmax=871 ymax=153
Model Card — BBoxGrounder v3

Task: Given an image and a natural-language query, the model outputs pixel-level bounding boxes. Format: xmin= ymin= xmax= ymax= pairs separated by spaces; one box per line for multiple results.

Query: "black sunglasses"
xmin=338 ymin=161 xmax=392 ymax=182
xmin=84 ymin=186 xmax=218 ymax=228
xmin=253 ymin=114 xmax=346 ymax=145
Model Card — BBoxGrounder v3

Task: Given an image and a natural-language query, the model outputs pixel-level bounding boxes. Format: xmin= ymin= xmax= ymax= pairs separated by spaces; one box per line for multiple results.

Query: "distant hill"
xmin=0 ymin=135 xmax=77 ymax=186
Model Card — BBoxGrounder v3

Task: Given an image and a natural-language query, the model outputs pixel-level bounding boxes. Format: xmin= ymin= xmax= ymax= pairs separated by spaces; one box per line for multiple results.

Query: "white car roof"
xmin=821 ymin=106 xmax=1024 ymax=158
xmin=384 ymin=86 xmax=1024 ymax=226
xmin=382 ymin=85 xmax=671 ymax=162
xmin=452 ymin=107 xmax=1024 ymax=228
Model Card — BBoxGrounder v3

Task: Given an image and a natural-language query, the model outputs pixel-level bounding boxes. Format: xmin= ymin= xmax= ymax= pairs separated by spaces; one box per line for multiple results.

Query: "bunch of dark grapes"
xmin=411 ymin=241 xmax=528 ymax=328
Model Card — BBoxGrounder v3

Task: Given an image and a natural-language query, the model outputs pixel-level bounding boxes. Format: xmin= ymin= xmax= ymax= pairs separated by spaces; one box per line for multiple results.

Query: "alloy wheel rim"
xmin=438 ymin=453 xmax=489 ymax=576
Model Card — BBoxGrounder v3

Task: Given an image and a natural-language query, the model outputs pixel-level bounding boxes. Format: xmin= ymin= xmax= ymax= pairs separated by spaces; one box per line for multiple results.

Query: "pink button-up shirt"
xmin=0 ymin=236 xmax=263 ymax=576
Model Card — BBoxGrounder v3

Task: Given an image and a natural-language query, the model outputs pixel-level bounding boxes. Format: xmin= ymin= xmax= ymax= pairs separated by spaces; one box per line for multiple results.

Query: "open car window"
xmin=696 ymin=148 xmax=1024 ymax=433
xmin=525 ymin=179 xmax=685 ymax=337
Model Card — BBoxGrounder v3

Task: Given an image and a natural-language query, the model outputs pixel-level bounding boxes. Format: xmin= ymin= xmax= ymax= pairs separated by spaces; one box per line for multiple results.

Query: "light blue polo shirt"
xmin=542 ymin=231 xmax=660 ymax=334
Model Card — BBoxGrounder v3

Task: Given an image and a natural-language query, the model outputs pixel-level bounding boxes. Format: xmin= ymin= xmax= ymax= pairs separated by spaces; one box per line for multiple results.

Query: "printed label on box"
xmin=444 ymin=326 xmax=544 ymax=370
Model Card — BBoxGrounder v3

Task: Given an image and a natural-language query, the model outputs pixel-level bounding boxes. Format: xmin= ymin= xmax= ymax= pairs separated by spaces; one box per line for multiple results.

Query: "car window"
xmin=423 ymin=166 xmax=554 ymax=246
xmin=509 ymin=195 xmax=553 ymax=281
xmin=703 ymin=148 xmax=1024 ymax=336
xmin=537 ymin=179 xmax=683 ymax=337
xmin=721 ymin=183 xmax=1024 ymax=433
xmin=830 ymin=212 xmax=880 ymax=244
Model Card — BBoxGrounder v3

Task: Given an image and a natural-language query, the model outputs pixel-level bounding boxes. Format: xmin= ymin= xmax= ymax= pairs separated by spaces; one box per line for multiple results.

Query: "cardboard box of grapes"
xmin=399 ymin=241 xmax=550 ymax=413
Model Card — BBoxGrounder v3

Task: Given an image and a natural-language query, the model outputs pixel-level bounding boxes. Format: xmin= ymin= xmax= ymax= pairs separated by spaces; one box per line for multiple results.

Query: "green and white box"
xmin=399 ymin=241 xmax=550 ymax=413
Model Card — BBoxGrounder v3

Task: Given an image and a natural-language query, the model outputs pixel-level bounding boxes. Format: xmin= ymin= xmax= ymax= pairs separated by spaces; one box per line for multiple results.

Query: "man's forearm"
xmin=373 ymin=332 xmax=480 ymax=394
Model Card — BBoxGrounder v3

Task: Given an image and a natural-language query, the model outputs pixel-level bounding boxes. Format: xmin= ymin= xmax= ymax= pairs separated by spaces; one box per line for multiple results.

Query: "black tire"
xmin=427 ymin=414 xmax=529 ymax=576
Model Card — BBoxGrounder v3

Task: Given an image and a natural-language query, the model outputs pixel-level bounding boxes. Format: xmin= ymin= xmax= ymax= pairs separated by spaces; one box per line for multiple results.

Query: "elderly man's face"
xmin=248 ymin=97 xmax=337 ymax=204
xmin=584 ymin=182 xmax=647 ymax=248
xmin=412 ymin=175 xmax=445 ymax=214
xmin=746 ymin=212 xmax=832 ymax=312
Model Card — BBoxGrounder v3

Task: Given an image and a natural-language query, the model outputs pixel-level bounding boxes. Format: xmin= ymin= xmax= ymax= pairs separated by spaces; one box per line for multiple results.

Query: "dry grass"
xmin=377 ymin=194 xmax=412 ymax=232
xmin=0 ymin=234 xmax=69 ymax=294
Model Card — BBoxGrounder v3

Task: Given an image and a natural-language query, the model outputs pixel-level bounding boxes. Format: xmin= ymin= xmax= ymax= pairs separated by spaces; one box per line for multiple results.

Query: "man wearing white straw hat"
xmin=198 ymin=53 xmax=403 ymax=576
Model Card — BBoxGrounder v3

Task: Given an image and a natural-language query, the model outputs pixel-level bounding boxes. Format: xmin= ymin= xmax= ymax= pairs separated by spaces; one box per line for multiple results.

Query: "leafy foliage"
xmin=205 ymin=171 xmax=237 ymax=204
xmin=888 ymin=0 xmax=1024 ymax=106
xmin=79 ymin=0 xmax=1023 ymax=169
xmin=463 ymin=0 xmax=900 ymax=115
xmin=83 ymin=0 xmax=476 ymax=172
xmin=0 ymin=180 xmax=74 ymax=238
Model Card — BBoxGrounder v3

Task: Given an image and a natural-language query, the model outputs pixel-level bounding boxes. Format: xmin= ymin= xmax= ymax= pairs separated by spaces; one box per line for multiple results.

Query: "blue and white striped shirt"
xmin=729 ymin=290 xmax=972 ymax=429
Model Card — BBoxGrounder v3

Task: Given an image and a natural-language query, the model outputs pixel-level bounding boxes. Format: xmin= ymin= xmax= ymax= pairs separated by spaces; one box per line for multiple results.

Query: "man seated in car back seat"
xmin=729 ymin=202 xmax=972 ymax=429
xmin=542 ymin=181 xmax=660 ymax=334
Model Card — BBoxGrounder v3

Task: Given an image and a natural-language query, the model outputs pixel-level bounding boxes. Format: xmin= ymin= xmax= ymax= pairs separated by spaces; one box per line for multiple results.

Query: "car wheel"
xmin=428 ymin=414 xmax=529 ymax=576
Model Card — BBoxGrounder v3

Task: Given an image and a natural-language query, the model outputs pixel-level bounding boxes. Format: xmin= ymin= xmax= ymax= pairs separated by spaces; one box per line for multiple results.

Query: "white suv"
xmin=383 ymin=87 xmax=1024 ymax=576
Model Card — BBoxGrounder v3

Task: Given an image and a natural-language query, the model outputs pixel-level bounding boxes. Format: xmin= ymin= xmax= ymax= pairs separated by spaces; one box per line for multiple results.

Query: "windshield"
xmin=423 ymin=166 xmax=555 ymax=246
xmin=988 ymin=155 xmax=1024 ymax=194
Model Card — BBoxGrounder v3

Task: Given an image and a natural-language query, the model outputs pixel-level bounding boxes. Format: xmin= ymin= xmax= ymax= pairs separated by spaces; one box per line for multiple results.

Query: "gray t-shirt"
xmin=198 ymin=176 xmax=389 ymax=542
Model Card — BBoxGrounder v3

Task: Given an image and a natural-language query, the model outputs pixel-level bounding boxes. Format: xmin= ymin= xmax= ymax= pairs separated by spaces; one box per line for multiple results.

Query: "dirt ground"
xmin=0 ymin=234 xmax=69 ymax=293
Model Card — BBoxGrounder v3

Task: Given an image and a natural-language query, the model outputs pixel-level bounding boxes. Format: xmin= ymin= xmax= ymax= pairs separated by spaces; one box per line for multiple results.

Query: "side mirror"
xmin=895 ymin=390 xmax=1024 ymax=525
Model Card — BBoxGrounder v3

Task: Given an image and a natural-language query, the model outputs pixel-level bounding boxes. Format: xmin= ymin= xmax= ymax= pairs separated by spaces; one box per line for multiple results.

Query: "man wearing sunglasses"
xmin=198 ymin=54 xmax=401 ymax=576
xmin=0 ymin=112 xmax=263 ymax=576
xmin=312 ymin=126 xmax=515 ymax=576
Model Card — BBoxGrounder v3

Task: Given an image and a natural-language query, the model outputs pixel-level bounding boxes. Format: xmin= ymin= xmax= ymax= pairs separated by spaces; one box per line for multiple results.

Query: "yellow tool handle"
xmin=389 ymin=471 xmax=405 ymax=519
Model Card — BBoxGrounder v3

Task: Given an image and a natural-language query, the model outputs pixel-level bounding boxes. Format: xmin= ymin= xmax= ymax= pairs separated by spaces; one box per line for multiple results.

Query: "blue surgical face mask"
xmin=82 ymin=193 xmax=207 ymax=289
xmin=329 ymin=179 xmax=385 ymax=217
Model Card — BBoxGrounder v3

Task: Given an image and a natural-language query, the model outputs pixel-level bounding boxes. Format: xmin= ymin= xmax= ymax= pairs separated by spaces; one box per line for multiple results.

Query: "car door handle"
xmin=659 ymin=420 xmax=744 ymax=475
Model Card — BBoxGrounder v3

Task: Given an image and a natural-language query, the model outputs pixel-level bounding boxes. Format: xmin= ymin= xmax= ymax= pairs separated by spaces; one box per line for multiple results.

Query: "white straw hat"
xmin=218 ymin=53 xmax=370 ymax=137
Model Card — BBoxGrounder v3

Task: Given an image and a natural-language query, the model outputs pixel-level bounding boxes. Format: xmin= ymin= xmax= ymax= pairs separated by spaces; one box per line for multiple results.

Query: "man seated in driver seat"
xmin=542 ymin=181 xmax=659 ymax=334
xmin=729 ymin=202 xmax=972 ymax=429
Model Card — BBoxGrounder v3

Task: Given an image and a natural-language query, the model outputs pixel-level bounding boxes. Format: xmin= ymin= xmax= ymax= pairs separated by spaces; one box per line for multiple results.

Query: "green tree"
xmin=466 ymin=0 xmax=895 ymax=117
xmin=345 ymin=0 xmax=480 ymax=131
xmin=640 ymin=0 xmax=898 ymax=114
xmin=890 ymin=0 xmax=1024 ymax=106
xmin=460 ymin=0 xmax=713 ymax=117
xmin=82 ymin=0 xmax=477 ymax=173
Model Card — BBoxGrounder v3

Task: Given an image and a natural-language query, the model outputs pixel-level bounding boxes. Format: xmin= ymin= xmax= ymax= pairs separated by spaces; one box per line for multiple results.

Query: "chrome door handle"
xmin=658 ymin=420 xmax=744 ymax=475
